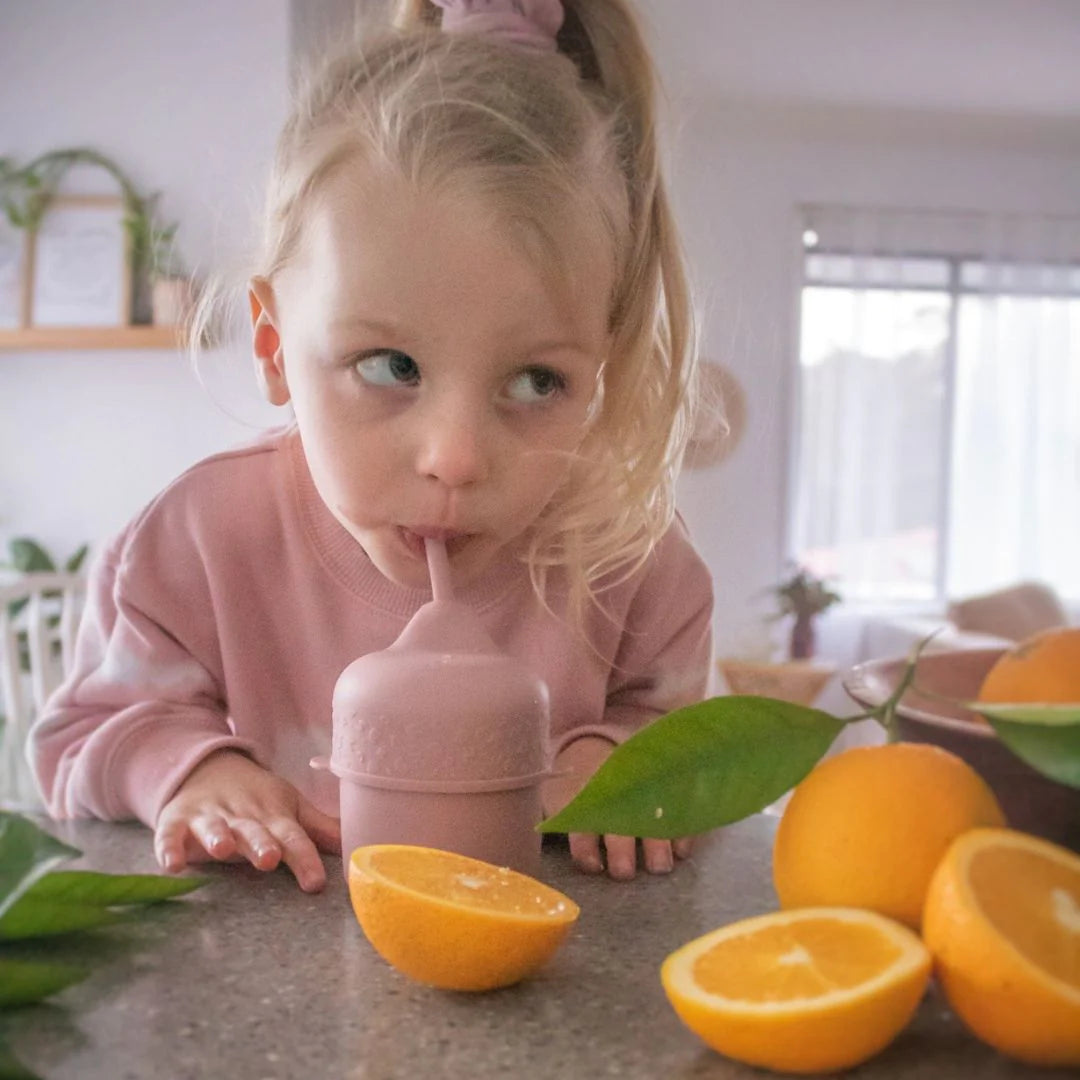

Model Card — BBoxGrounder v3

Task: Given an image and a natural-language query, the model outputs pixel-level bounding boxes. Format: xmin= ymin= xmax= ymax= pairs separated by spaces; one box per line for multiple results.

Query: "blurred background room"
xmin=2 ymin=0 xmax=1079 ymax=728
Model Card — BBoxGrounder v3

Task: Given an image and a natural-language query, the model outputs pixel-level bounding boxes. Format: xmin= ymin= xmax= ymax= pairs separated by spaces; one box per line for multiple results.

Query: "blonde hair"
xmin=195 ymin=0 xmax=697 ymax=620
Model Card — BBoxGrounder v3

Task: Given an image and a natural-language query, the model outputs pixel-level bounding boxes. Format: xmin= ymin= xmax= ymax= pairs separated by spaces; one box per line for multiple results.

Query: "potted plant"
xmin=126 ymin=192 xmax=193 ymax=326
xmin=769 ymin=564 xmax=842 ymax=660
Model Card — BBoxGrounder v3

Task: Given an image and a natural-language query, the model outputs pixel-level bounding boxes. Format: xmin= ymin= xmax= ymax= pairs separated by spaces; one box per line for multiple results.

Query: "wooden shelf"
xmin=0 ymin=325 xmax=187 ymax=351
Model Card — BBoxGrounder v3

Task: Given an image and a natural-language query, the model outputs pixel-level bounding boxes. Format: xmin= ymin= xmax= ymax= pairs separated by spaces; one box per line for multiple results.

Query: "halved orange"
xmin=660 ymin=907 xmax=931 ymax=1074
xmin=923 ymin=827 xmax=1080 ymax=1066
xmin=347 ymin=845 xmax=579 ymax=991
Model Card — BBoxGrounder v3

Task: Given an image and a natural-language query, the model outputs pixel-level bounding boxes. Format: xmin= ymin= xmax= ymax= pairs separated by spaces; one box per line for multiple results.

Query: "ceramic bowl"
xmin=844 ymin=647 xmax=1079 ymax=850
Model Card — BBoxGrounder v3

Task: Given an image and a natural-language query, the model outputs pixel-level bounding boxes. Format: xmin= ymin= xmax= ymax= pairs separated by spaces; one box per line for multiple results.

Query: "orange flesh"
xmin=971 ymin=846 xmax=1080 ymax=992
xmin=692 ymin=918 xmax=905 ymax=1002
xmin=362 ymin=847 xmax=572 ymax=918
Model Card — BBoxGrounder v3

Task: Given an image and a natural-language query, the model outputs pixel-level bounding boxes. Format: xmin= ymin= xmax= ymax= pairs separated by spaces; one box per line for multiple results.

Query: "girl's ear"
xmin=249 ymin=277 xmax=290 ymax=406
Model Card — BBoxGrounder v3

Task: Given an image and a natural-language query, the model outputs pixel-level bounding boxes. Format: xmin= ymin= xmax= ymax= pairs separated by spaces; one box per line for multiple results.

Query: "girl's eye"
xmin=505 ymin=366 xmax=567 ymax=404
xmin=354 ymin=350 xmax=420 ymax=387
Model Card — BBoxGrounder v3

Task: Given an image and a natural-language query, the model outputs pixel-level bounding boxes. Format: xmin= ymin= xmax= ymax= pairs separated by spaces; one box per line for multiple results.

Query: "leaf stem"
xmin=841 ymin=710 xmax=878 ymax=724
xmin=843 ymin=632 xmax=941 ymax=742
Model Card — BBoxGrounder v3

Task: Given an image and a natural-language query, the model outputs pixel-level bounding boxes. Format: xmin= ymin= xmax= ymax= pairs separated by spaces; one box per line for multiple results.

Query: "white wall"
xmin=0 ymin=0 xmax=290 ymax=558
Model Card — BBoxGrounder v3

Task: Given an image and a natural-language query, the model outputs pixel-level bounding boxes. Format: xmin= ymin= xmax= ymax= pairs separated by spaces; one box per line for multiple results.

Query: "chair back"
xmin=0 ymin=571 xmax=87 ymax=809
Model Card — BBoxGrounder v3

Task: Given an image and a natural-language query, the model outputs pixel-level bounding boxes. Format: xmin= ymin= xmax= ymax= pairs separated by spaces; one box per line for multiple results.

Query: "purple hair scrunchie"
xmin=431 ymin=0 xmax=565 ymax=52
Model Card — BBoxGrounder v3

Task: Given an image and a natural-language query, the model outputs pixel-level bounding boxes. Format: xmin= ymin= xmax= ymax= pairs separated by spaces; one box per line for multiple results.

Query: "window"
xmin=792 ymin=210 xmax=1080 ymax=606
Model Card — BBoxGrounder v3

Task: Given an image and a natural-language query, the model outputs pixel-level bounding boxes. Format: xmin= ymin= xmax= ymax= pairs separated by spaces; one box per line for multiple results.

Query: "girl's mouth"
xmin=397 ymin=527 xmax=474 ymax=559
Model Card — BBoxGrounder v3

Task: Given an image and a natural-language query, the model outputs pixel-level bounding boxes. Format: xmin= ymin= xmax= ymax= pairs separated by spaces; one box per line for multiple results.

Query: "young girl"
xmin=30 ymin=0 xmax=714 ymax=893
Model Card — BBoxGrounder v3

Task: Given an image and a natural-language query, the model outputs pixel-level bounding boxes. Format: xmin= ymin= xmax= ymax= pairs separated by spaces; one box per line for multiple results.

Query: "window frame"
xmin=786 ymin=244 xmax=1079 ymax=609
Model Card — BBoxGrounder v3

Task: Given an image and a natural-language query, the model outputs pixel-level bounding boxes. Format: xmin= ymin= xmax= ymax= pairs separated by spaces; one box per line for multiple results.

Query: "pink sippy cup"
xmin=313 ymin=539 xmax=552 ymax=877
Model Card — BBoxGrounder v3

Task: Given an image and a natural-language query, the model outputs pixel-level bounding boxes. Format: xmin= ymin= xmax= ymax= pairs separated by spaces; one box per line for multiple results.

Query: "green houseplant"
xmin=768 ymin=564 xmax=842 ymax=660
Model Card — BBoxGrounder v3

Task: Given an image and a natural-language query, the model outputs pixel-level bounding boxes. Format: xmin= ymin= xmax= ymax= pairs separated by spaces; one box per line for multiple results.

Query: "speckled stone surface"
xmin=6 ymin=815 xmax=1071 ymax=1079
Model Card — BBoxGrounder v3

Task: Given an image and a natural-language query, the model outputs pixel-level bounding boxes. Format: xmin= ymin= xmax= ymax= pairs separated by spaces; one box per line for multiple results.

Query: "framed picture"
xmin=0 ymin=217 xmax=29 ymax=329
xmin=30 ymin=195 xmax=131 ymax=327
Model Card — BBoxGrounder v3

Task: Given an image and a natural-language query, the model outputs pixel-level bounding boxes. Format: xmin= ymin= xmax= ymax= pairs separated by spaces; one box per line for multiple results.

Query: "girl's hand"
xmin=544 ymin=735 xmax=695 ymax=879
xmin=154 ymin=749 xmax=341 ymax=893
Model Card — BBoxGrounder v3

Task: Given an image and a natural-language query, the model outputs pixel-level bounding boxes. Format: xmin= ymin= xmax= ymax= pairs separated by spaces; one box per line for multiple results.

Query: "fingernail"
xmin=650 ymin=851 xmax=674 ymax=874
xmin=257 ymin=846 xmax=280 ymax=867
xmin=610 ymin=858 xmax=635 ymax=880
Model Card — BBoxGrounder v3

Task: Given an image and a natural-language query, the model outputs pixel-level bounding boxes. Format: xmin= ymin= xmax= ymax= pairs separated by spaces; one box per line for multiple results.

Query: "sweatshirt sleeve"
xmin=553 ymin=517 xmax=714 ymax=754
xmin=29 ymin=530 xmax=257 ymax=827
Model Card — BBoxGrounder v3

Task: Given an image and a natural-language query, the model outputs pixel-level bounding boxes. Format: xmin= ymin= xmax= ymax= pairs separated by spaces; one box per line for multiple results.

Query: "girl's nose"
xmin=414 ymin=402 xmax=490 ymax=489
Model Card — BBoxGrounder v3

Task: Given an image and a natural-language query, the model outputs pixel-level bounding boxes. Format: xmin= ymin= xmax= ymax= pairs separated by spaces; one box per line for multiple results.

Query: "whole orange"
xmin=976 ymin=626 xmax=1080 ymax=705
xmin=773 ymin=743 xmax=1006 ymax=929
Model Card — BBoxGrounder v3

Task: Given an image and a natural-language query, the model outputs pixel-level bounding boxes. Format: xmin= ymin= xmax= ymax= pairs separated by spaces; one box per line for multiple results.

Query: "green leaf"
xmin=0 ymin=816 xmax=207 ymax=942
xmin=0 ymin=957 xmax=88 ymax=1008
xmin=64 ymin=545 xmax=89 ymax=574
xmin=0 ymin=900 xmax=123 ymax=941
xmin=7 ymin=540 xmax=54 ymax=575
xmin=0 ymin=866 xmax=207 ymax=940
xmin=0 ymin=1035 xmax=42 ymax=1080
xmin=972 ymin=703 xmax=1080 ymax=789
xmin=973 ymin=703 xmax=1080 ymax=726
xmin=538 ymin=696 xmax=845 ymax=838
xmin=21 ymin=869 xmax=207 ymax=907
xmin=0 ymin=815 xmax=80 ymax=921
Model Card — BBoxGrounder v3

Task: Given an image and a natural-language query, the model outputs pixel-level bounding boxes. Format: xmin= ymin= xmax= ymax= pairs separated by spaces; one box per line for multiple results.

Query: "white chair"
xmin=0 ymin=571 xmax=87 ymax=810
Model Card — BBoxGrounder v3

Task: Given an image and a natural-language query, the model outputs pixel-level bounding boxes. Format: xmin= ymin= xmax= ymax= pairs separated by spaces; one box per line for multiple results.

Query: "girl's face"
xmin=251 ymin=166 xmax=613 ymax=590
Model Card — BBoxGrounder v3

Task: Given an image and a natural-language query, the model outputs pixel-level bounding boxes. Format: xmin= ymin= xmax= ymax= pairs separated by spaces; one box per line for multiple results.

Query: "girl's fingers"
xmin=188 ymin=815 xmax=238 ymax=862
xmin=568 ymin=832 xmax=604 ymax=874
xmin=267 ymin=817 xmax=327 ymax=893
xmin=230 ymin=818 xmax=283 ymax=871
xmin=296 ymin=796 xmax=342 ymax=855
xmin=642 ymin=837 xmax=675 ymax=875
xmin=673 ymin=836 xmax=695 ymax=860
xmin=603 ymin=835 xmax=637 ymax=880
xmin=154 ymin=818 xmax=191 ymax=873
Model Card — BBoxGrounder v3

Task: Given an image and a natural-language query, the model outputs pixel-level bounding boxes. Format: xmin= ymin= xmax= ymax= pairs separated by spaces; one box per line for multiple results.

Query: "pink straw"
xmin=425 ymin=538 xmax=453 ymax=602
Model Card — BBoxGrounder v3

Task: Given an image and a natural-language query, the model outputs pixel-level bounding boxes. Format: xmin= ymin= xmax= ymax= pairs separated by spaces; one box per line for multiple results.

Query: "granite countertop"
xmin=7 ymin=815 xmax=1070 ymax=1079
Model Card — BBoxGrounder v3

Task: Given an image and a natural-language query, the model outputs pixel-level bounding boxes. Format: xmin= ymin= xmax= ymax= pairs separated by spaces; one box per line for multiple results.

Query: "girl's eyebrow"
xmin=527 ymin=338 xmax=593 ymax=358
xmin=332 ymin=315 xmax=405 ymax=337
xmin=331 ymin=314 xmax=595 ymax=358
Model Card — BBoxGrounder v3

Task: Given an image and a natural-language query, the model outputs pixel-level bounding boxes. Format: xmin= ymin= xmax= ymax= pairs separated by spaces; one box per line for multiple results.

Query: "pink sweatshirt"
xmin=30 ymin=427 xmax=713 ymax=827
